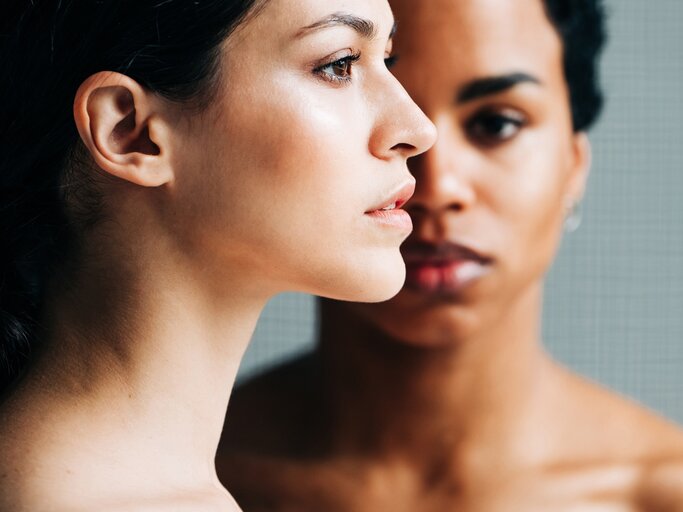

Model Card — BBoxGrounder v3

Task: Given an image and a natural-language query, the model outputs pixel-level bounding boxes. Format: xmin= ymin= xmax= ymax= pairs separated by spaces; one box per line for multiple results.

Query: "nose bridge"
xmin=409 ymin=114 xmax=476 ymax=212
xmin=369 ymin=73 xmax=437 ymax=160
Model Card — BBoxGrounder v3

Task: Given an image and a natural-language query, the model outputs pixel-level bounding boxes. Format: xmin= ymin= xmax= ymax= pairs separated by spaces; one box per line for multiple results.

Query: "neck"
xmin=31 ymin=231 xmax=270 ymax=489
xmin=316 ymin=285 xmax=558 ymax=476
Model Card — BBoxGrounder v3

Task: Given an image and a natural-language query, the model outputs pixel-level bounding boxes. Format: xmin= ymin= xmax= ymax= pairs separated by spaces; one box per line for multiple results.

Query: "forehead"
xmin=390 ymin=0 xmax=563 ymax=84
xmin=242 ymin=0 xmax=395 ymax=43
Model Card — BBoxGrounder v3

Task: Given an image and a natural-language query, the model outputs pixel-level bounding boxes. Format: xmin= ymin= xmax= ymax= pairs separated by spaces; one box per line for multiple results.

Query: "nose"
xmin=407 ymin=125 xmax=476 ymax=215
xmin=368 ymin=76 xmax=437 ymax=161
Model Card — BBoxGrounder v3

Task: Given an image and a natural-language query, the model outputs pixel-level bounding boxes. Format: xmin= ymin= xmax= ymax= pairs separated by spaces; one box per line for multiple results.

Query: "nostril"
xmin=391 ymin=142 xmax=418 ymax=154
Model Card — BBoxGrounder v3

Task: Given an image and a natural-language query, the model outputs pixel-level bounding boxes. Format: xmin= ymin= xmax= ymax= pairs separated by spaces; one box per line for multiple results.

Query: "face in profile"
xmin=162 ymin=0 xmax=435 ymax=303
xmin=344 ymin=0 xmax=591 ymax=344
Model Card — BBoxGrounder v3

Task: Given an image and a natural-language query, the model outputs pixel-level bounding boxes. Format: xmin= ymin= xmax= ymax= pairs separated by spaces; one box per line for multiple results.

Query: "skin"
xmin=217 ymin=0 xmax=683 ymax=510
xmin=0 ymin=1 xmax=434 ymax=511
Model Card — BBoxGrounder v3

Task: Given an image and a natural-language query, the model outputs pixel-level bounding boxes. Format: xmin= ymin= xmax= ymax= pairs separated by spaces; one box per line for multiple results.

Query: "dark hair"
xmin=542 ymin=0 xmax=608 ymax=131
xmin=0 ymin=0 xmax=266 ymax=391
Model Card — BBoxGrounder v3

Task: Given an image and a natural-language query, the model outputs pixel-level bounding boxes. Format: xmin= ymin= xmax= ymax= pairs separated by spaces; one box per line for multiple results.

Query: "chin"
xmin=314 ymin=249 xmax=407 ymax=304
xmin=344 ymin=291 xmax=484 ymax=347
xmin=361 ymin=267 xmax=407 ymax=303
xmin=391 ymin=318 xmax=479 ymax=347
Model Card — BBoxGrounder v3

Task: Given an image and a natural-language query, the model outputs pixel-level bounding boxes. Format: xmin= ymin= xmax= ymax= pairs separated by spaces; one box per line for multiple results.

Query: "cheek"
xmin=490 ymin=132 xmax=573 ymax=279
xmin=219 ymin=84 xmax=371 ymax=256
xmin=172 ymin=74 xmax=405 ymax=299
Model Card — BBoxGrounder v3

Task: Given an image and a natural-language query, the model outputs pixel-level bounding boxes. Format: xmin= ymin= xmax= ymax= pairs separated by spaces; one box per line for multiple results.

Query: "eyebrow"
xmin=457 ymin=73 xmax=541 ymax=103
xmin=297 ymin=12 xmax=397 ymax=40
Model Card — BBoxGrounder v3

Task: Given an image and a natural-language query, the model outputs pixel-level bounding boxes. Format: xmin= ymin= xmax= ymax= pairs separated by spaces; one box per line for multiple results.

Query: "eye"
xmin=384 ymin=54 xmax=399 ymax=70
xmin=466 ymin=109 xmax=527 ymax=146
xmin=314 ymin=52 xmax=361 ymax=84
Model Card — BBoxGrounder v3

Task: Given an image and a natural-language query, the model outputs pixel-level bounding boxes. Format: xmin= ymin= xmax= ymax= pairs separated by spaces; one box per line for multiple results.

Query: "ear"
xmin=73 ymin=72 xmax=174 ymax=187
xmin=565 ymin=132 xmax=592 ymax=205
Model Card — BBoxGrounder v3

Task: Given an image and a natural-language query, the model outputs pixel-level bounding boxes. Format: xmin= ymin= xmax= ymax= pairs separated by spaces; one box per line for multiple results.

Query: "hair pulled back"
xmin=0 ymin=0 xmax=265 ymax=391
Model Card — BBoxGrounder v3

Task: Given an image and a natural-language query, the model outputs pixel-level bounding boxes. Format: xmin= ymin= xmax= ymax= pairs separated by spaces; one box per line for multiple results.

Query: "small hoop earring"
xmin=564 ymin=199 xmax=583 ymax=233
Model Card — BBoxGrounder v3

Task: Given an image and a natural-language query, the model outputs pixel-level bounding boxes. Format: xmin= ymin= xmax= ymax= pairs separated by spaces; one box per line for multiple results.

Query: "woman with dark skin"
xmin=218 ymin=0 xmax=683 ymax=510
xmin=0 ymin=1 xmax=435 ymax=510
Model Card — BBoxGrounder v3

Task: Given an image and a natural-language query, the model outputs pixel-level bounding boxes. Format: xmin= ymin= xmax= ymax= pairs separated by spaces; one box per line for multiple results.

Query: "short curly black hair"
xmin=542 ymin=0 xmax=608 ymax=132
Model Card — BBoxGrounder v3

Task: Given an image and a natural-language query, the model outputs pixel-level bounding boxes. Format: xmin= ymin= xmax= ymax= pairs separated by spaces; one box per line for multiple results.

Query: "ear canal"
xmin=135 ymin=126 xmax=161 ymax=156
xmin=94 ymin=86 xmax=160 ymax=157
xmin=112 ymin=113 xmax=161 ymax=156
xmin=110 ymin=109 xmax=136 ymax=153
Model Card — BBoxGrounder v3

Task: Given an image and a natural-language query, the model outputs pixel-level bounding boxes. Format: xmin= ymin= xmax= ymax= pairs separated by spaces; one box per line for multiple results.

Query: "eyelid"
xmin=467 ymin=107 xmax=528 ymax=129
xmin=384 ymin=54 xmax=399 ymax=70
xmin=310 ymin=43 xmax=398 ymax=86
xmin=312 ymin=49 xmax=361 ymax=85
xmin=310 ymin=48 xmax=357 ymax=71
xmin=473 ymin=106 xmax=526 ymax=120
xmin=465 ymin=107 xmax=528 ymax=145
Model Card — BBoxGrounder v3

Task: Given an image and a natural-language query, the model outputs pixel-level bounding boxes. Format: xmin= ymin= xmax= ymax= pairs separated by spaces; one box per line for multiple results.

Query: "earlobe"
xmin=567 ymin=132 xmax=592 ymax=204
xmin=73 ymin=72 xmax=174 ymax=188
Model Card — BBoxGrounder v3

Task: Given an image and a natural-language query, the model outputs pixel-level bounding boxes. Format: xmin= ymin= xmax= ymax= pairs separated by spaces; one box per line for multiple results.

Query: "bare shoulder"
xmin=218 ymin=354 xmax=354 ymax=512
xmin=219 ymin=353 xmax=322 ymax=457
xmin=636 ymin=458 xmax=683 ymax=511
xmin=95 ymin=492 xmax=241 ymax=512
xmin=1 ymin=483 xmax=239 ymax=512
xmin=550 ymin=362 xmax=683 ymax=459
xmin=0 ymin=387 xmax=58 ymax=512
xmin=1 ymin=392 xmax=238 ymax=512
xmin=226 ymin=353 xmax=318 ymax=416
xmin=1 ymin=460 xmax=237 ymax=512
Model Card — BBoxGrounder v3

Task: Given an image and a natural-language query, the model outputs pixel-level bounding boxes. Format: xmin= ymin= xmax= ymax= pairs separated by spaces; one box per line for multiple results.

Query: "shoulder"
xmin=98 ymin=492 xmax=241 ymax=512
xmin=217 ymin=452 xmax=361 ymax=512
xmin=1 ymin=486 xmax=238 ymax=512
xmin=636 ymin=458 xmax=683 ymax=510
xmin=548 ymin=362 xmax=683 ymax=460
xmin=219 ymin=354 xmax=357 ymax=512
xmin=228 ymin=353 xmax=318 ymax=411
xmin=219 ymin=353 xmax=322 ymax=457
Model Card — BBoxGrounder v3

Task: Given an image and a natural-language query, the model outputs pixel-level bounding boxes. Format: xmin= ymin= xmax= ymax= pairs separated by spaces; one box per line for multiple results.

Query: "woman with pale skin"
xmin=0 ymin=0 xmax=435 ymax=510
xmin=218 ymin=0 xmax=683 ymax=510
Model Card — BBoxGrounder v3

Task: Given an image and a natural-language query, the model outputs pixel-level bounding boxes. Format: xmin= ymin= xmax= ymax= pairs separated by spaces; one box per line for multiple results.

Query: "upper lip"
xmin=401 ymin=240 xmax=493 ymax=265
xmin=365 ymin=180 xmax=416 ymax=213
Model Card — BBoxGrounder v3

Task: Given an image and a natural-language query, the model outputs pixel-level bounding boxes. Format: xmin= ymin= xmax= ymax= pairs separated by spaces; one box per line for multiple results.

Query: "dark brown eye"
xmin=384 ymin=54 xmax=399 ymax=70
xmin=467 ymin=110 xmax=526 ymax=145
xmin=330 ymin=59 xmax=352 ymax=78
xmin=315 ymin=52 xmax=361 ymax=83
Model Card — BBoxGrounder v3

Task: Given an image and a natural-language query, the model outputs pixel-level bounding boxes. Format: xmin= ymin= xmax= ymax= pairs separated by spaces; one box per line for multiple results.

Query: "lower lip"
xmin=365 ymin=209 xmax=413 ymax=232
xmin=405 ymin=259 xmax=490 ymax=295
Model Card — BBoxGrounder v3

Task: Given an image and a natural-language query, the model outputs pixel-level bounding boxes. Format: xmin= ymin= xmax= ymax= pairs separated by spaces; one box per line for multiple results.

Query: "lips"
xmin=364 ymin=181 xmax=416 ymax=232
xmin=402 ymin=241 xmax=493 ymax=295
xmin=365 ymin=181 xmax=416 ymax=215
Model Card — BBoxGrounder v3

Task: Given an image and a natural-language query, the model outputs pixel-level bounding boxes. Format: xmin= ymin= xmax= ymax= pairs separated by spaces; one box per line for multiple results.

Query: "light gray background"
xmin=238 ymin=0 xmax=683 ymax=424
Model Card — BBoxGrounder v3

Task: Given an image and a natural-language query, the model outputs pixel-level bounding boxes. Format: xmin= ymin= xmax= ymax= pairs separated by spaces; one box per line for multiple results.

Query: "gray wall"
xmin=238 ymin=0 xmax=683 ymax=424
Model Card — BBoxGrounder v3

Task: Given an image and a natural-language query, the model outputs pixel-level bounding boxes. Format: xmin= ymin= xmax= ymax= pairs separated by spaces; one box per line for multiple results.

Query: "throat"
xmin=314 ymin=295 xmax=549 ymax=470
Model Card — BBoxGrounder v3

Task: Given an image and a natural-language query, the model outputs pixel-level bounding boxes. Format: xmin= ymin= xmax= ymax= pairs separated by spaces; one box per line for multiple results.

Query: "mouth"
xmin=365 ymin=180 xmax=416 ymax=214
xmin=401 ymin=241 xmax=493 ymax=295
xmin=364 ymin=180 xmax=416 ymax=232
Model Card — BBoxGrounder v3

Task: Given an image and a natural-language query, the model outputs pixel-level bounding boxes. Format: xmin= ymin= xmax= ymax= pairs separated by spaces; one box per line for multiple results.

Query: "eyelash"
xmin=465 ymin=109 xmax=527 ymax=146
xmin=313 ymin=52 xmax=400 ymax=84
xmin=313 ymin=51 xmax=361 ymax=84
xmin=385 ymin=54 xmax=399 ymax=70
